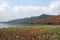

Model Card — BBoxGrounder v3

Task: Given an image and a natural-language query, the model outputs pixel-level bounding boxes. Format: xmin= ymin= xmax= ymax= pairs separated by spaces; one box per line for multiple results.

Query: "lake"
xmin=0 ymin=23 xmax=60 ymax=28
xmin=0 ymin=23 xmax=25 ymax=28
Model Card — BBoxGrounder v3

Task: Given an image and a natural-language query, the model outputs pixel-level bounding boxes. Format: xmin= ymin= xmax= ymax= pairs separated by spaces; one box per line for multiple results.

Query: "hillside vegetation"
xmin=33 ymin=15 xmax=60 ymax=25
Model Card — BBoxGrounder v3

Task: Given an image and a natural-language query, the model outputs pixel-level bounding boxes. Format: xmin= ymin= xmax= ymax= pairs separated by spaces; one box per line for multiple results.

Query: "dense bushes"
xmin=0 ymin=26 xmax=60 ymax=40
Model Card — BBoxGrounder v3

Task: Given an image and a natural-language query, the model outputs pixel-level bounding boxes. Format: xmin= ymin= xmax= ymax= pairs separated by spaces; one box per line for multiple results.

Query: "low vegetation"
xmin=0 ymin=25 xmax=60 ymax=40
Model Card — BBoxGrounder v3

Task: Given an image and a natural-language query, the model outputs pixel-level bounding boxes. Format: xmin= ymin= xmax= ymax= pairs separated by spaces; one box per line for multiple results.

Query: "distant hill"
xmin=7 ymin=14 xmax=53 ymax=24
xmin=32 ymin=15 xmax=60 ymax=25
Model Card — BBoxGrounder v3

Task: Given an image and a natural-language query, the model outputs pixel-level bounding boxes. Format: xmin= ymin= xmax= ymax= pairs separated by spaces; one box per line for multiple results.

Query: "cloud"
xmin=47 ymin=0 xmax=60 ymax=14
xmin=0 ymin=0 xmax=60 ymax=21
xmin=0 ymin=3 xmax=7 ymax=11
xmin=12 ymin=6 xmax=41 ymax=13
xmin=12 ymin=0 xmax=60 ymax=15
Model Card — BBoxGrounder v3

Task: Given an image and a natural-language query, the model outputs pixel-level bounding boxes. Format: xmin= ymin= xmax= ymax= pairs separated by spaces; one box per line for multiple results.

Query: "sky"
xmin=0 ymin=0 xmax=60 ymax=22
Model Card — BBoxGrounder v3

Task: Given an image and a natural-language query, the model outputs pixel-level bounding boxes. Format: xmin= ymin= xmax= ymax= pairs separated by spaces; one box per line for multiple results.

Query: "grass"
xmin=0 ymin=25 xmax=60 ymax=40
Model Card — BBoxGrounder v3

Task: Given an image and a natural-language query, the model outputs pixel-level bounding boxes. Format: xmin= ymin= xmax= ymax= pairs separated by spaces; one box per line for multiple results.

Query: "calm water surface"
xmin=0 ymin=23 xmax=24 ymax=28
xmin=0 ymin=23 xmax=60 ymax=28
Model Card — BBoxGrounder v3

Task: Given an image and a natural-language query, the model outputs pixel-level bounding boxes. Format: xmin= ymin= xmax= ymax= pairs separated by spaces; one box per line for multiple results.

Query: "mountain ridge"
xmin=3 ymin=14 xmax=60 ymax=25
xmin=7 ymin=14 xmax=54 ymax=24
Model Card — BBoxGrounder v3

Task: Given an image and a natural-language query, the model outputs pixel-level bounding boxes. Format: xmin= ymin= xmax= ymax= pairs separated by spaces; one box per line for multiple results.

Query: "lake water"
xmin=0 ymin=23 xmax=25 ymax=28
xmin=0 ymin=23 xmax=60 ymax=28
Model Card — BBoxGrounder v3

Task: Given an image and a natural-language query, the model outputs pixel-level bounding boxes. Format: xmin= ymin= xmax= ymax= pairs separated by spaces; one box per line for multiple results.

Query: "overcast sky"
xmin=0 ymin=0 xmax=60 ymax=22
